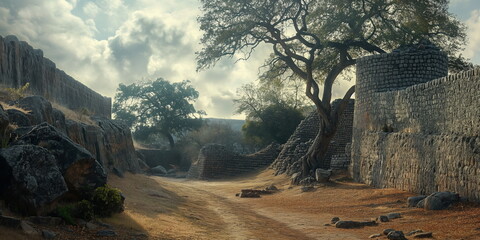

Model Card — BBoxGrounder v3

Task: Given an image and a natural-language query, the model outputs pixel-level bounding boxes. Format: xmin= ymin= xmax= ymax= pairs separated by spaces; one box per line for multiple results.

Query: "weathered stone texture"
xmin=271 ymin=99 xmax=355 ymax=175
xmin=0 ymin=35 xmax=111 ymax=118
xmin=187 ymin=143 xmax=281 ymax=180
xmin=351 ymin=47 xmax=480 ymax=201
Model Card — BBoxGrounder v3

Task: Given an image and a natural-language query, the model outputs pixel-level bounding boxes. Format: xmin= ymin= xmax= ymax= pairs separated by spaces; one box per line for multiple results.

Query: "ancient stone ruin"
xmin=187 ymin=143 xmax=281 ymax=179
xmin=351 ymin=43 xmax=480 ymax=201
xmin=0 ymin=35 xmax=111 ymax=118
xmin=271 ymin=99 xmax=355 ymax=175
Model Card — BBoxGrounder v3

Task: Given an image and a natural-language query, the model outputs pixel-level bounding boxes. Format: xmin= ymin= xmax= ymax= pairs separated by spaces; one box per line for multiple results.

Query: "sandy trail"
xmin=104 ymin=170 xmax=480 ymax=240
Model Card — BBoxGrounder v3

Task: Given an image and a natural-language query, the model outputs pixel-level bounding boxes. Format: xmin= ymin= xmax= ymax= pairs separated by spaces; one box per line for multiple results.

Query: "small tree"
xmin=113 ymin=78 xmax=205 ymax=149
xmin=197 ymin=0 xmax=466 ymax=177
xmin=242 ymin=104 xmax=304 ymax=146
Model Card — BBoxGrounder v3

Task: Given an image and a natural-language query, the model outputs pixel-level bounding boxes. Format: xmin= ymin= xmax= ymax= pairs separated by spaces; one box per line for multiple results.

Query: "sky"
xmin=0 ymin=0 xmax=479 ymax=119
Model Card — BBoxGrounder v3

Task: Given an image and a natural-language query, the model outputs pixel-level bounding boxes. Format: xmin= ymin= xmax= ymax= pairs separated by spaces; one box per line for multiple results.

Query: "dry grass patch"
xmin=51 ymin=102 xmax=97 ymax=126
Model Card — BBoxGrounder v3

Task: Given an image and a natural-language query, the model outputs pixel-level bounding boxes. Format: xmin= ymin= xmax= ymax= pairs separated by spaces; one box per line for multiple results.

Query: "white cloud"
xmin=464 ymin=10 xmax=480 ymax=62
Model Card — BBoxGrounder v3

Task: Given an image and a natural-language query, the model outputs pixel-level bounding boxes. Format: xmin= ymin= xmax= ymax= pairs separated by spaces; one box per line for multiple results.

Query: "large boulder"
xmin=17 ymin=96 xmax=54 ymax=125
xmin=0 ymin=145 xmax=68 ymax=215
xmin=12 ymin=123 xmax=107 ymax=194
xmin=422 ymin=192 xmax=460 ymax=210
xmin=6 ymin=109 xmax=31 ymax=127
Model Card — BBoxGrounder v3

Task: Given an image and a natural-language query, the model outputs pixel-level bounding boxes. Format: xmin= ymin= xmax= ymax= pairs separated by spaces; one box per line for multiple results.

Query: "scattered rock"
xmin=324 ymin=223 xmax=331 ymax=226
xmin=423 ymin=192 xmax=460 ymax=210
xmin=42 ymin=230 xmax=57 ymax=239
xmin=94 ymin=220 xmax=113 ymax=229
xmin=27 ymin=216 xmax=63 ymax=226
xmin=331 ymin=217 xmax=340 ymax=224
xmin=0 ymin=145 xmax=68 ymax=215
xmin=407 ymin=195 xmax=427 ymax=207
xmin=406 ymin=230 xmax=423 ymax=236
xmin=96 ymin=230 xmax=117 ymax=237
xmin=387 ymin=212 xmax=402 ymax=219
xmin=86 ymin=222 xmax=98 ymax=230
xmin=0 ymin=215 xmax=22 ymax=228
xmin=21 ymin=221 xmax=39 ymax=235
xmin=378 ymin=215 xmax=389 ymax=222
xmin=238 ymin=189 xmax=261 ymax=198
xmin=265 ymin=184 xmax=278 ymax=191
xmin=383 ymin=229 xmax=396 ymax=235
xmin=299 ymin=176 xmax=316 ymax=185
xmin=369 ymin=233 xmax=382 ymax=238
xmin=413 ymin=232 xmax=433 ymax=238
xmin=301 ymin=186 xmax=315 ymax=192
xmin=335 ymin=220 xmax=377 ymax=229
xmin=315 ymin=168 xmax=332 ymax=182
xmin=290 ymin=172 xmax=302 ymax=185
xmin=417 ymin=199 xmax=425 ymax=208
xmin=387 ymin=230 xmax=407 ymax=240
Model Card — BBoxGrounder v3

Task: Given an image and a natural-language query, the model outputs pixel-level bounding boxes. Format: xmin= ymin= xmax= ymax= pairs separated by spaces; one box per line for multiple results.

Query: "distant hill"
xmin=205 ymin=118 xmax=245 ymax=132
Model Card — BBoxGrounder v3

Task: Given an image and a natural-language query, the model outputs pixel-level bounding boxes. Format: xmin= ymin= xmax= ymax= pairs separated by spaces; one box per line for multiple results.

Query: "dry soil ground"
xmin=2 ymin=170 xmax=480 ymax=240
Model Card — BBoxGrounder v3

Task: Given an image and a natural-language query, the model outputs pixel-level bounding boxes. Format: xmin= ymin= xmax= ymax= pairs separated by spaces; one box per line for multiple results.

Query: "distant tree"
xmin=242 ymin=104 xmax=304 ymax=146
xmin=235 ymin=77 xmax=309 ymax=119
xmin=113 ymin=78 xmax=205 ymax=149
xmin=197 ymin=0 xmax=466 ymax=177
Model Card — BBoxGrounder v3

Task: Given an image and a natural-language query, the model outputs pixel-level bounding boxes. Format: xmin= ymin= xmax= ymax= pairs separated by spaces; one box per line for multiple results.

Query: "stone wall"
xmin=351 ymin=46 xmax=480 ymax=201
xmin=271 ymin=99 xmax=355 ymax=175
xmin=187 ymin=143 xmax=281 ymax=180
xmin=0 ymin=35 xmax=111 ymax=118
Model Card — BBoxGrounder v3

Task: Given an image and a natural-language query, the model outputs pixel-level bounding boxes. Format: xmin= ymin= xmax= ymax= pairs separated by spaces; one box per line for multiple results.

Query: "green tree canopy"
xmin=113 ymin=78 xmax=205 ymax=149
xmin=242 ymin=104 xmax=304 ymax=146
xmin=235 ymin=77 xmax=309 ymax=120
xmin=197 ymin=0 xmax=466 ymax=176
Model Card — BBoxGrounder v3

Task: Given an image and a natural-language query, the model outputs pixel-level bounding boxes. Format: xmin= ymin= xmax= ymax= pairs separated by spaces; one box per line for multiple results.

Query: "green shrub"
xmin=75 ymin=200 xmax=94 ymax=221
xmin=91 ymin=185 xmax=124 ymax=217
xmin=56 ymin=205 xmax=76 ymax=225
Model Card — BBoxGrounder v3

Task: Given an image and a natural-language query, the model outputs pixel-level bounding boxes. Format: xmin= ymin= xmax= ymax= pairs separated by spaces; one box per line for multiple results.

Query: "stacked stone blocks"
xmin=351 ymin=47 xmax=480 ymax=201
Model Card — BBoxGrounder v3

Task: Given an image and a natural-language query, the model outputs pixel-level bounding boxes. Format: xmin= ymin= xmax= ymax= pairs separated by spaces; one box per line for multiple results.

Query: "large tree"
xmin=196 ymin=0 xmax=466 ymax=177
xmin=113 ymin=78 xmax=205 ymax=149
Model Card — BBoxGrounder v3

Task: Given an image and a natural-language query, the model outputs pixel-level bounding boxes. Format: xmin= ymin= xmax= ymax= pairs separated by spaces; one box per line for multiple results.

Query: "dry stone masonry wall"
xmin=187 ymin=143 xmax=281 ymax=179
xmin=0 ymin=35 xmax=111 ymax=118
xmin=271 ymin=99 xmax=355 ymax=175
xmin=351 ymin=46 xmax=480 ymax=201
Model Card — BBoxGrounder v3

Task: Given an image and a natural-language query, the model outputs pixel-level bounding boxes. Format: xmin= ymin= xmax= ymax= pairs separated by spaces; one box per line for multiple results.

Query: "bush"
xmin=55 ymin=205 xmax=76 ymax=225
xmin=91 ymin=185 xmax=124 ymax=217
xmin=75 ymin=200 xmax=95 ymax=221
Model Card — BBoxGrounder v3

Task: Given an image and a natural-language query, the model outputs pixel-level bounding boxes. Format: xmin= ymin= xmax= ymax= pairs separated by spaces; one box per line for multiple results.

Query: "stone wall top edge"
xmin=357 ymin=49 xmax=447 ymax=64
xmin=368 ymin=67 xmax=480 ymax=97
xmin=1 ymin=35 xmax=109 ymax=100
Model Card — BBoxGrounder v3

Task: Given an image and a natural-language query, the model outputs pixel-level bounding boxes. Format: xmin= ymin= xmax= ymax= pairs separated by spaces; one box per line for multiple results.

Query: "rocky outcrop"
xmin=12 ymin=123 xmax=107 ymax=194
xmin=6 ymin=96 xmax=143 ymax=174
xmin=0 ymin=35 xmax=111 ymax=118
xmin=0 ymin=145 xmax=68 ymax=215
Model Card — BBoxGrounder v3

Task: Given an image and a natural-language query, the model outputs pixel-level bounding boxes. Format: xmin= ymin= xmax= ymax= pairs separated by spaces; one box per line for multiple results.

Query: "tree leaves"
xmin=112 ymin=78 xmax=205 ymax=148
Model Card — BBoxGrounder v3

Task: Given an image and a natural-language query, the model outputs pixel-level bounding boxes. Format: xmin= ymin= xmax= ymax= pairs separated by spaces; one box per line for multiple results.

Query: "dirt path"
xmin=105 ymin=171 xmax=480 ymax=240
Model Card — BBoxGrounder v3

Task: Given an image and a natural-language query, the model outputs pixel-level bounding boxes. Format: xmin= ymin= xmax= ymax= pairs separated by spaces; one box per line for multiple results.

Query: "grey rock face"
xmin=0 ymin=145 xmax=68 ymax=215
xmin=17 ymin=96 xmax=54 ymax=125
xmin=387 ymin=231 xmax=407 ymax=240
xmin=13 ymin=123 xmax=106 ymax=194
xmin=6 ymin=109 xmax=31 ymax=127
xmin=407 ymin=195 xmax=427 ymax=207
xmin=423 ymin=192 xmax=460 ymax=210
